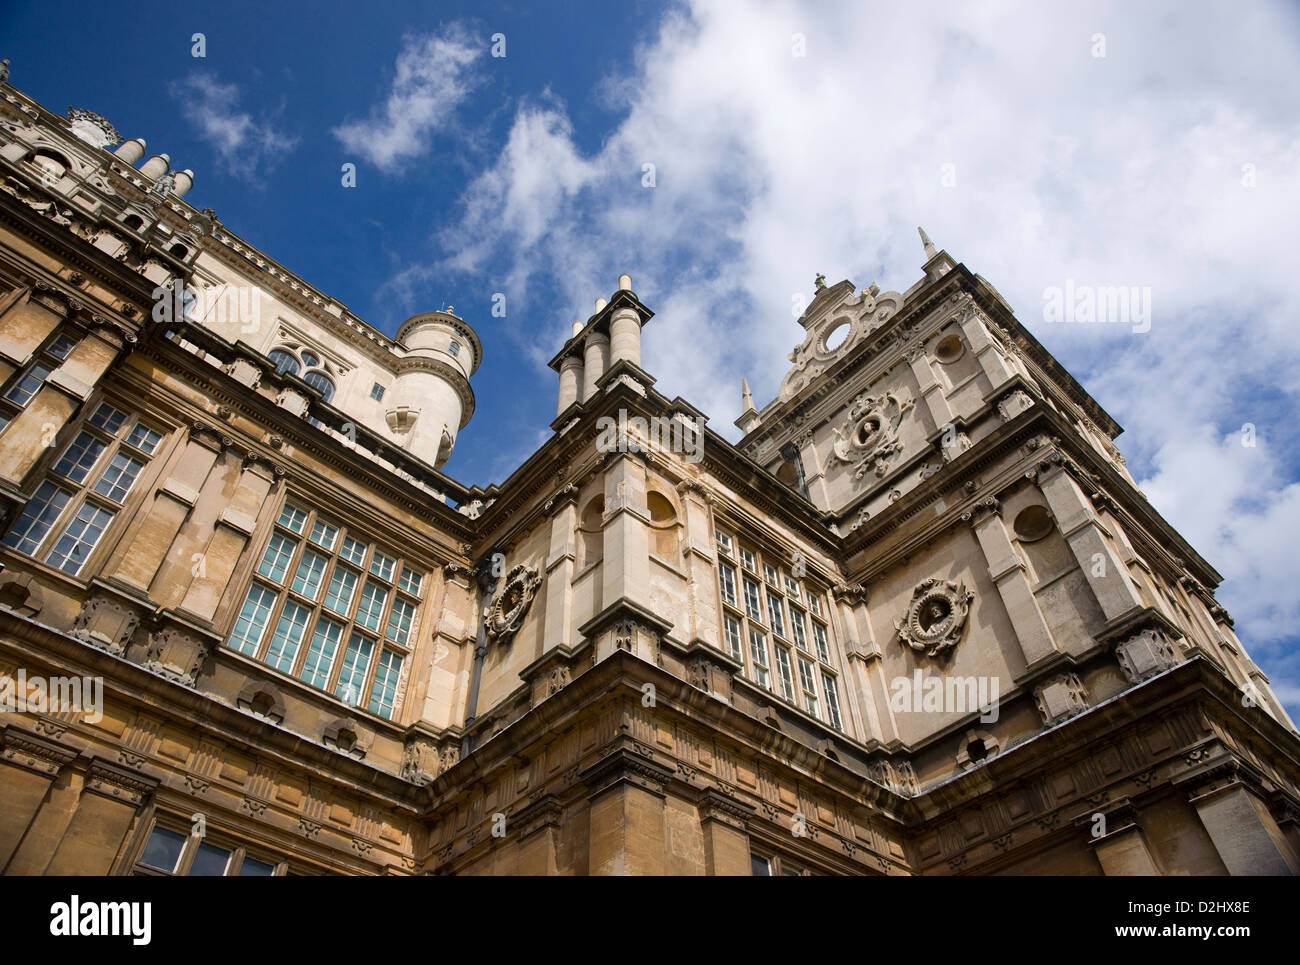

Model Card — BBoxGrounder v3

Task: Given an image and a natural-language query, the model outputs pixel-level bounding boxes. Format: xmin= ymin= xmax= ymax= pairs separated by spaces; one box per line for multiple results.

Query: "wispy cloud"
xmin=412 ymin=0 xmax=1300 ymax=714
xmin=333 ymin=25 xmax=483 ymax=172
xmin=169 ymin=73 xmax=297 ymax=181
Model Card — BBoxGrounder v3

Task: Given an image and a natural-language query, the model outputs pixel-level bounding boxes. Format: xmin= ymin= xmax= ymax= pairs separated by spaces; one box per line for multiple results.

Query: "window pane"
xmin=300 ymin=617 xmax=343 ymax=689
xmin=715 ymin=530 xmax=733 ymax=555
xmin=48 ymin=333 xmax=79 ymax=360
xmin=88 ymin=402 xmax=127 ymax=434
xmin=751 ymin=854 xmax=772 ymax=876
xmin=740 ymin=547 xmax=756 ymax=572
xmin=718 ymin=563 xmax=737 ymax=607
xmin=257 ymin=532 xmax=297 ymax=583
xmin=775 ymin=646 xmax=796 ymax=702
xmin=386 ymin=596 xmax=416 ymax=644
xmin=767 ymin=595 xmax=785 ymax=638
xmin=790 ymin=608 xmax=808 ymax=650
xmin=139 ymin=826 xmax=187 ymax=873
xmin=290 ymin=549 xmax=328 ymax=600
xmin=93 ymin=450 xmax=145 ymax=502
xmin=4 ymin=361 xmax=53 ymax=406
xmin=368 ymin=649 xmax=403 ymax=719
xmin=355 ymin=581 xmax=388 ymax=632
xmin=370 ymin=382 xmax=385 ymax=401
xmin=302 ymin=370 xmax=334 ymax=403
xmin=323 ymin=565 xmax=358 ymax=616
xmin=763 ymin=563 xmax=779 ymax=587
xmin=52 ymin=432 xmax=106 ymax=483
xmin=340 ymin=536 xmax=366 ymax=565
xmin=264 ymin=600 xmax=311 ymax=672
xmin=398 ymin=566 xmax=422 ymax=595
xmin=823 ymin=673 xmax=843 ymax=730
xmin=798 ymin=657 xmax=819 ymax=716
xmin=370 ymin=550 xmax=394 ymax=581
xmin=277 ymin=503 xmax=307 ymax=534
xmin=749 ymin=628 xmax=770 ymax=690
xmin=125 ymin=422 xmax=163 ymax=454
xmin=3 ymin=482 xmax=71 ymax=554
xmin=239 ymin=857 xmax=275 ymax=877
xmin=45 ymin=502 xmax=114 ymax=574
xmin=228 ymin=583 xmax=278 ymax=656
xmin=335 ymin=633 xmax=374 ymax=705
xmin=812 ymin=625 xmax=828 ymax=664
xmin=298 ymin=350 xmax=320 ymax=368
xmin=269 ymin=349 xmax=300 ymax=376
xmin=723 ymin=614 xmax=744 ymax=664
xmin=743 ymin=578 xmax=762 ymax=622
xmin=187 ymin=842 xmax=231 ymax=876
xmin=309 ymin=518 xmax=338 ymax=550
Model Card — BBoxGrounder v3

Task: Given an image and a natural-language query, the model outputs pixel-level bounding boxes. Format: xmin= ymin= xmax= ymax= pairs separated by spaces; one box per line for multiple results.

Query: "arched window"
xmin=647 ymin=491 xmax=678 ymax=560
xmin=578 ymin=496 xmax=604 ymax=569
xmin=267 ymin=345 xmax=337 ymax=405
xmin=121 ymin=214 xmax=144 ymax=231
xmin=268 ymin=349 xmax=299 ymax=376
xmin=302 ymin=370 xmax=335 ymax=403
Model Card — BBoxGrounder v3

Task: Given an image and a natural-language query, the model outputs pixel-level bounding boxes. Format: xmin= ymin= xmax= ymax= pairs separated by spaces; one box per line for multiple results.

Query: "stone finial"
xmin=741 ymin=377 xmax=755 ymax=413
xmin=618 ymin=274 xmax=632 ymax=291
xmin=0 ymin=60 xmax=10 ymax=85
xmin=919 ymin=226 xmax=938 ymax=261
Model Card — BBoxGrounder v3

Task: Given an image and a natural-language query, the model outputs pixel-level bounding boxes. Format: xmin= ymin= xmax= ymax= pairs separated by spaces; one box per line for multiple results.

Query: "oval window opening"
xmin=824 ymin=321 xmax=850 ymax=351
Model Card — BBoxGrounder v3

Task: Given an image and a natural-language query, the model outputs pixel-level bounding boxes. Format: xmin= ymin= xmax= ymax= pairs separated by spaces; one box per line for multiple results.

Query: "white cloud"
xmin=170 ymin=74 xmax=297 ymax=180
xmin=333 ymin=26 xmax=483 ymax=172
xmin=422 ymin=0 xmax=1300 ymax=712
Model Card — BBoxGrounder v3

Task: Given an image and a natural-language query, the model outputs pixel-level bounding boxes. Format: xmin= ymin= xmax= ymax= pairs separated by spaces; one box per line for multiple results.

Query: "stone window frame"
xmin=711 ymin=528 xmax=844 ymax=731
xmin=750 ymin=849 xmax=814 ymax=877
xmin=225 ymin=498 xmax=424 ymax=721
xmin=132 ymin=817 xmax=289 ymax=877
xmin=1 ymin=399 xmax=166 ymax=578
xmin=0 ymin=324 xmax=82 ymax=431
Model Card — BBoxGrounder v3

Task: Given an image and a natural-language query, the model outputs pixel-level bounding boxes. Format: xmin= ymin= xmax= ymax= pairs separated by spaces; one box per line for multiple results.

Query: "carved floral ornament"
xmin=486 ymin=564 xmax=543 ymax=643
xmin=896 ymin=578 xmax=975 ymax=659
xmin=829 ymin=391 xmax=914 ymax=481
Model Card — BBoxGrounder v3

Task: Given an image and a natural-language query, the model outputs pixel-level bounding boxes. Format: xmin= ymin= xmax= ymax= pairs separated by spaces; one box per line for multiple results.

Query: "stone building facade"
xmin=0 ymin=74 xmax=1297 ymax=876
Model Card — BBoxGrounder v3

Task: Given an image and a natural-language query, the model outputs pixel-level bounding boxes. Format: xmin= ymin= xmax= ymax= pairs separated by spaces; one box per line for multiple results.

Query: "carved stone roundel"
xmin=487 ymin=564 xmax=542 ymax=643
xmin=896 ymin=578 xmax=974 ymax=658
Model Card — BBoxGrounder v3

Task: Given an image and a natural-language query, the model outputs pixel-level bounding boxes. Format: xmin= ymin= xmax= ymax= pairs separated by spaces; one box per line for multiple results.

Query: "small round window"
xmin=935 ymin=333 xmax=965 ymax=363
xmin=1013 ymin=505 xmax=1054 ymax=542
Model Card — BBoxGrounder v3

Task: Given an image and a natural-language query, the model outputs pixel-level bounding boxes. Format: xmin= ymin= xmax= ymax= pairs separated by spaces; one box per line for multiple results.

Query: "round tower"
xmin=390 ymin=309 xmax=481 ymax=469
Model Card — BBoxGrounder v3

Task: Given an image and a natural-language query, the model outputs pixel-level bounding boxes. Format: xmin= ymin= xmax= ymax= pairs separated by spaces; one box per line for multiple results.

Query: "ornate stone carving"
xmin=829 ymin=391 xmax=914 ymax=481
xmin=960 ymin=496 xmax=1001 ymax=525
xmin=402 ymin=734 xmax=439 ymax=785
xmin=996 ymin=389 xmax=1035 ymax=422
xmin=1114 ymin=627 xmax=1180 ymax=684
xmin=1033 ymin=673 xmax=1090 ymax=726
xmin=70 ymin=596 xmax=139 ymax=657
xmin=487 ymin=564 xmax=542 ymax=644
xmin=896 ymin=578 xmax=974 ymax=659
xmin=144 ymin=626 xmax=209 ymax=688
xmin=832 ymin=582 xmax=869 ymax=605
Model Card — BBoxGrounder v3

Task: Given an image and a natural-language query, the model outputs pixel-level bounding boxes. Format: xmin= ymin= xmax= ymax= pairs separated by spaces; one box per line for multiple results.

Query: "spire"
xmin=741 ymin=377 xmax=755 ymax=413
xmin=918 ymin=226 xmax=938 ymax=261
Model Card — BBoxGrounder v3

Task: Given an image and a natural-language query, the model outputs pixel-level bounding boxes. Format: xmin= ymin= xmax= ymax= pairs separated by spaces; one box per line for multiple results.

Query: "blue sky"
xmin=8 ymin=0 xmax=1300 ymax=716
